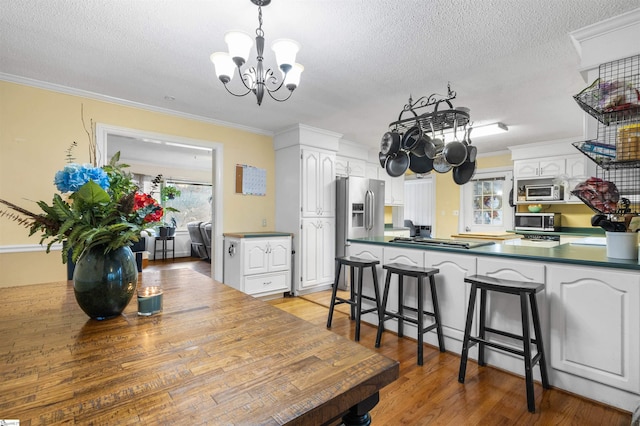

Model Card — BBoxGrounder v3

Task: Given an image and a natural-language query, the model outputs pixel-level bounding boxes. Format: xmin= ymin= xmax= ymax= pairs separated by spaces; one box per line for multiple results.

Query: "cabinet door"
xmin=300 ymin=219 xmax=335 ymax=289
xmin=539 ymin=159 xmax=565 ymax=177
xmin=268 ymin=237 xmax=291 ymax=272
xmin=335 ymin=156 xmax=349 ymax=177
xmin=548 ymin=265 xmax=640 ymax=393
xmin=319 ymin=153 xmax=335 ymax=216
xmin=565 ymin=155 xmax=596 ymax=202
xmin=242 ymin=240 xmax=270 ymax=275
xmin=425 ymin=252 xmax=477 ymax=350
xmin=301 ymin=150 xmax=321 ymax=217
xmin=318 ymin=218 xmax=336 ymax=284
xmin=347 ymin=159 xmax=366 ymax=177
xmin=384 ymin=174 xmax=404 ymax=205
xmin=514 ymin=160 xmax=540 ymax=178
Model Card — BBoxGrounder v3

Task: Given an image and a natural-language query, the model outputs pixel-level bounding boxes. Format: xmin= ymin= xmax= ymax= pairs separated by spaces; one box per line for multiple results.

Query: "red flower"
xmin=133 ymin=192 xmax=163 ymax=224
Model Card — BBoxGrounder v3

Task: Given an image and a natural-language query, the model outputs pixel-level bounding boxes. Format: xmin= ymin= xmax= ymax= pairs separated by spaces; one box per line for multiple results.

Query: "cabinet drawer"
xmin=244 ymin=272 xmax=289 ymax=295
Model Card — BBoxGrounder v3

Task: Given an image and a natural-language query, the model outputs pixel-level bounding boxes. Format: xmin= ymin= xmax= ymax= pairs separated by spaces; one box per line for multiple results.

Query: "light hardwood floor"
xmin=147 ymin=258 xmax=633 ymax=425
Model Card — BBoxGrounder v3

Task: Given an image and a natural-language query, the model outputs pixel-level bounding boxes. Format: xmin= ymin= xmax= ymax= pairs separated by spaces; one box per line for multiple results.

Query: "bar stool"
xmin=327 ymin=256 xmax=382 ymax=342
xmin=375 ymin=263 xmax=444 ymax=365
xmin=458 ymin=274 xmax=550 ymax=413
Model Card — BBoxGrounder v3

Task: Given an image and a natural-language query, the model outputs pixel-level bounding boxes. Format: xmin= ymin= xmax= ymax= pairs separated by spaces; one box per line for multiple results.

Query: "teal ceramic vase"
xmin=73 ymin=244 xmax=138 ymax=320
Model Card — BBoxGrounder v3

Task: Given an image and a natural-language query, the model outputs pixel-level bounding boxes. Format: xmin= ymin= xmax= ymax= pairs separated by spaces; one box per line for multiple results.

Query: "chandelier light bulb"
xmin=284 ymin=63 xmax=304 ymax=90
xmin=210 ymin=52 xmax=235 ymax=83
xmin=271 ymin=39 xmax=300 ymax=74
xmin=224 ymin=31 xmax=253 ymax=67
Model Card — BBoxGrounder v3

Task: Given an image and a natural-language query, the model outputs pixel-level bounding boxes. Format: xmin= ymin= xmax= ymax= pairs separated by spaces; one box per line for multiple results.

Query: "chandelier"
xmin=210 ymin=0 xmax=304 ymax=106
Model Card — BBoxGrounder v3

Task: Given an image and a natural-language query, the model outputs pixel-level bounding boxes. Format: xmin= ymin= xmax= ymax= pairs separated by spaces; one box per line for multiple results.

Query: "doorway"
xmin=95 ymin=124 xmax=224 ymax=281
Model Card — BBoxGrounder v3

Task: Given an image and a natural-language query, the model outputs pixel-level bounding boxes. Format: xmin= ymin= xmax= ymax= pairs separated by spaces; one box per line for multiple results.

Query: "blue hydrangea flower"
xmin=54 ymin=163 xmax=110 ymax=193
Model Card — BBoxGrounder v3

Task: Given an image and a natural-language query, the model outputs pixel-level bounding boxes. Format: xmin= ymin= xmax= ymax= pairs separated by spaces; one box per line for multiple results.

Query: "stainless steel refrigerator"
xmin=335 ymin=176 xmax=385 ymax=289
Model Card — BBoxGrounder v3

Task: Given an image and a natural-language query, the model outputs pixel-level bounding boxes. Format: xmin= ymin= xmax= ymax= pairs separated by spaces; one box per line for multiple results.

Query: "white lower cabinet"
xmin=223 ymin=236 xmax=291 ymax=298
xmin=424 ymin=252 xmax=477 ymax=353
xmin=547 ymin=264 xmax=640 ymax=409
xmin=300 ymin=218 xmax=335 ymax=291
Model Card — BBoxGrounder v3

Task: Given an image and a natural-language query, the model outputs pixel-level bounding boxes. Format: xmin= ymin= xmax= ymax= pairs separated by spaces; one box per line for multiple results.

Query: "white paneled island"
xmin=348 ymin=237 xmax=640 ymax=412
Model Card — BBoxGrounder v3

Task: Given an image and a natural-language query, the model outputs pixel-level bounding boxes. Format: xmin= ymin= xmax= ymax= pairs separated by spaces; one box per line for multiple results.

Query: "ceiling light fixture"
xmin=210 ymin=0 xmax=303 ymax=106
xmin=470 ymin=122 xmax=508 ymax=138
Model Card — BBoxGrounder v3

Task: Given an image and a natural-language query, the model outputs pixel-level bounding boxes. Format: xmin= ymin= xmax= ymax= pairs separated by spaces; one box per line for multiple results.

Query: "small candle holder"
xmin=137 ymin=283 xmax=163 ymax=316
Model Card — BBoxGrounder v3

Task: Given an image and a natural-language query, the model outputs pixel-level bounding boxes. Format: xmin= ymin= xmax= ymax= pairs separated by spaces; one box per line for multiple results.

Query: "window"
xmin=404 ymin=176 xmax=435 ymax=227
xmin=461 ymin=170 xmax=513 ymax=233
xmin=161 ymin=181 xmax=212 ymax=229
xmin=471 ymin=178 xmax=505 ymax=226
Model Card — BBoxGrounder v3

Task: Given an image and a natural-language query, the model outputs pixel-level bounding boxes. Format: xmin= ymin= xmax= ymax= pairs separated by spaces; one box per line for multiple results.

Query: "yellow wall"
xmin=433 ymin=152 xmax=513 ymax=238
xmin=0 ymin=81 xmax=275 ymax=287
xmin=432 ymin=151 xmax=594 ymax=235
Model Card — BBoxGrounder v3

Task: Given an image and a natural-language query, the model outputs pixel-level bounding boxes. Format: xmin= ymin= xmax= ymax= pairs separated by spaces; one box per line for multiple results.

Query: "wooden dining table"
xmin=0 ymin=268 xmax=398 ymax=425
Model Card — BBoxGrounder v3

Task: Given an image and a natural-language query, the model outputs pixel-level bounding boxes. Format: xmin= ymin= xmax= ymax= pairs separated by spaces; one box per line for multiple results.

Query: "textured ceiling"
xmin=1 ymin=0 xmax=639 ymax=155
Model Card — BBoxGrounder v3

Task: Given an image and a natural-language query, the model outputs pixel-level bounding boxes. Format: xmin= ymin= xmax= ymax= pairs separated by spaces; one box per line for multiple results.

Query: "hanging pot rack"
xmin=388 ymin=83 xmax=471 ymax=135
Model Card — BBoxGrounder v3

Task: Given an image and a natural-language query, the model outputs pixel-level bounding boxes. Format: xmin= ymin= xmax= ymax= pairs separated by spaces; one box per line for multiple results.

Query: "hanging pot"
xmin=442 ymin=118 xmax=467 ymax=166
xmin=73 ymin=244 xmax=137 ymax=320
xmin=453 ymin=160 xmax=477 ymax=185
xmin=433 ymin=154 xmax=452 ymax=174
xmin=380 ymin=131 xmax=401 ymax=155
xmin=408 ymin=152 xmax=433 ymax=173
xmin=379 ymin=151 xmax=389 ymax=168
xmin=401 ymin=126 xmax=422 ymax=151
xmin=424 ymin=121 xmax=443 ymax=159
xmin=386 ymin=150 xmax=410 ymax=177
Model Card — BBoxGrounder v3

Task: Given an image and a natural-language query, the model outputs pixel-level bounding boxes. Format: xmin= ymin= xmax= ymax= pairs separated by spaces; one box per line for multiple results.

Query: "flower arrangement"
xmin=0 ymin=149 xmax=165 ymax=263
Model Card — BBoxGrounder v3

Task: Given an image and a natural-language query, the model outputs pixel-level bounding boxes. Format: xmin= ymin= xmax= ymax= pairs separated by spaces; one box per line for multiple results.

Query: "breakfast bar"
xmin=0 ymin=269 xmax=399 ymax=425
xmin=347 ymin=236 xmax=640 ymax=412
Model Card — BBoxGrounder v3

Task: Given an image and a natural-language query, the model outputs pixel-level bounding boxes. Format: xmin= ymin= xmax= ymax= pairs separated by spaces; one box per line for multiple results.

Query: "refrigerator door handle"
xmin=365 ymin=190 xmax=374 ymax=231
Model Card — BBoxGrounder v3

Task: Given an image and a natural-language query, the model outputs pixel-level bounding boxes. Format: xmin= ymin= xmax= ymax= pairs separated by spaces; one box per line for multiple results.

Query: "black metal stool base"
xmin=327 ymin=256 xmax=382 ymax=342
xmin=458 ymin=274 xmax=550 ymax=413
xmin=375 ymin=263 xmax=444 ymax=366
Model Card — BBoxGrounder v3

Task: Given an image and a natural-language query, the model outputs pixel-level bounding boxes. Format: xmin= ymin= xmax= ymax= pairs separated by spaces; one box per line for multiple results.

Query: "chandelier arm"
xmin=265 ymin=87 xmax=294 ymax=102
xmin=221 ymin=82 xmax=253 ymax=98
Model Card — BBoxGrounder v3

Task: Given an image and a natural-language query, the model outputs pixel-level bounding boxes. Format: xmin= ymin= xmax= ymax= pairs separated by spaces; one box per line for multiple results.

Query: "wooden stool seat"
xmin=458 ymin=274 xmax=550 ymax=413
xmin=327 ymin=256 xmax=382 ymax=342
xmin=375 ymin=263 xmax=444 ymax=365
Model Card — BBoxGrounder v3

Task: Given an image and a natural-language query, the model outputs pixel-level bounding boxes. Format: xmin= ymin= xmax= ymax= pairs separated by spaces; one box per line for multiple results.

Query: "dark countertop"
xmin=223 ymin=231 xmax=293 ymax=238
xmin=349 ymin=236 xmax=640 ymax=271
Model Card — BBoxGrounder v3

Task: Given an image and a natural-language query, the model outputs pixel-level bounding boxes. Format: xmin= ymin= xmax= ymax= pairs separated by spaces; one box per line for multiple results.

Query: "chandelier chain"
xmin=256 ymin=6 xmax=264 ymax=37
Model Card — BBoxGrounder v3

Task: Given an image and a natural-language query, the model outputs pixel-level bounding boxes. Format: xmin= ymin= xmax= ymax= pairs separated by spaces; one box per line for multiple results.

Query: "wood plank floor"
xmin=147 ymin=258 xmax=633 ymax=425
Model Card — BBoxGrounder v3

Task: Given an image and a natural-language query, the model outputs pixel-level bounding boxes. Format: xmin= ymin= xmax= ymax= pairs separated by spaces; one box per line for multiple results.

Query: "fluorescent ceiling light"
xmin=470 ymin=122 xmax=508 ymax=138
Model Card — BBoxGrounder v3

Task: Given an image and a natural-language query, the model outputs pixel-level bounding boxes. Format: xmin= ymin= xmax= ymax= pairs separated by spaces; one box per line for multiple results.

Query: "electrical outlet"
xmin=262 ymin=219 xmax=267 ymax=227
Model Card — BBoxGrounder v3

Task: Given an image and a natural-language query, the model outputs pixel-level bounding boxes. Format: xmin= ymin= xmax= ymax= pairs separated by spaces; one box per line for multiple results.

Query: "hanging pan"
xmin=408 ymin=152 xmax=433 ymax=173
xmin=380 ymin=131 xmax=401 ymax=156
xmin=386 ymin=150 xmax=410 ymax=177
xmin=402 ymin=126 xmax=424 ymax=152
xmin=433 ymin=154 xmax=452 ymax=174
xmin=379 ymin=151 xmax=389 ymax=168
xmin=452 ymin=160 xmax=477 ymax=185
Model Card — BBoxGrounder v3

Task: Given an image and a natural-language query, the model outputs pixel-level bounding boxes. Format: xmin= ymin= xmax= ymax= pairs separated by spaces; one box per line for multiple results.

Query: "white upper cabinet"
xmin=301 ymin=149 xmax=335 ymax=217
xmin=514 ymin=158 xmax=565 ymax=179
xmin=335 ymin=156 xmax=365 ymax=177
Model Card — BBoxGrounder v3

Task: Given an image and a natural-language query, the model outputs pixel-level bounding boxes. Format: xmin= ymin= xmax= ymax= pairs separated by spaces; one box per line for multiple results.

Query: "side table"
xmin=154 ymin=236 xmax=175 ymax=261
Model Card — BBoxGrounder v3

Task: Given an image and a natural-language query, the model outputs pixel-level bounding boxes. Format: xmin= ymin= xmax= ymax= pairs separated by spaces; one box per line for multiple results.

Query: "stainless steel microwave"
xmin=525 ymin=184 xmax=564 ymax=201
xmin=515 ymin=213 xmax=561 ymax=231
